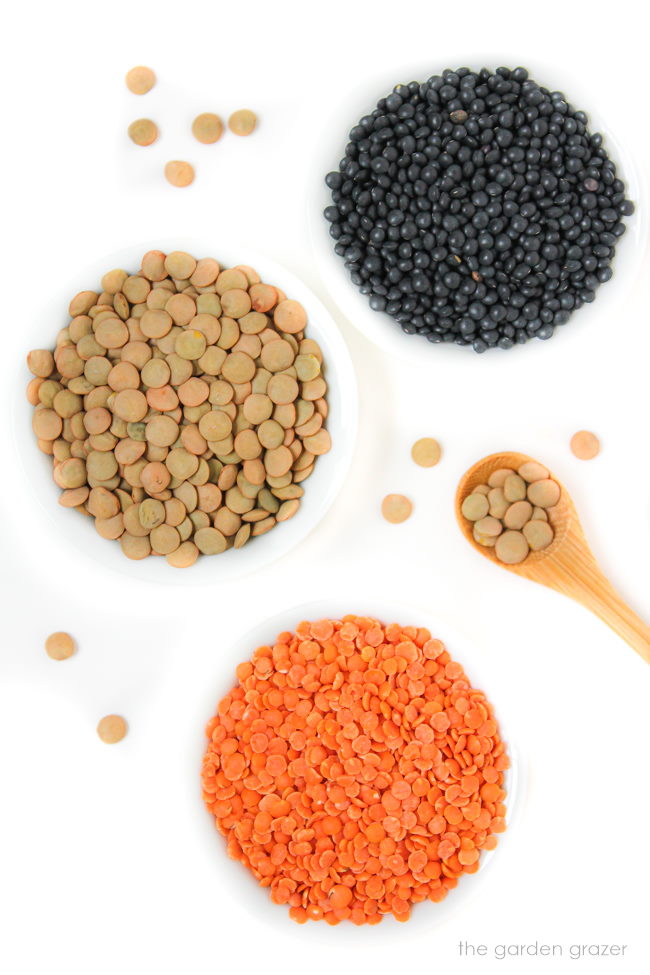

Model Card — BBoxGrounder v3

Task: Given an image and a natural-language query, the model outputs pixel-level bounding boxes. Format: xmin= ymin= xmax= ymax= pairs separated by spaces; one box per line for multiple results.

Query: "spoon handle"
xmin=551 ymin=542 xmax=650 ymax=664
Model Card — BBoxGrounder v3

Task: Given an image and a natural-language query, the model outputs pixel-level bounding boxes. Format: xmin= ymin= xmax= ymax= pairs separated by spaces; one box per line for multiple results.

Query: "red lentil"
xmin=202 ymin=615 xmax=509 ymax=925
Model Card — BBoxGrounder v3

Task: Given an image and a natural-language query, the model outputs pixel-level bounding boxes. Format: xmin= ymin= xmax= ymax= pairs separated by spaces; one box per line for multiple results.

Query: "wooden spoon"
xmin=455 ymin=451 xmax=650 ymax=664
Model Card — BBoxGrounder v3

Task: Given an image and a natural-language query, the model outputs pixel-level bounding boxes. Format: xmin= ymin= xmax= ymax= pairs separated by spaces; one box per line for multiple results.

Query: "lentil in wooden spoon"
xmin=456 ymin=451 xmax=650 ymax=664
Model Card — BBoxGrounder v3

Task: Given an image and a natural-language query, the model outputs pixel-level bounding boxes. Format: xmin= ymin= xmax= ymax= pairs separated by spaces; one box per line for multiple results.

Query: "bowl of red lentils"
xmin=197 ymin=597 xmax=519 ymax=932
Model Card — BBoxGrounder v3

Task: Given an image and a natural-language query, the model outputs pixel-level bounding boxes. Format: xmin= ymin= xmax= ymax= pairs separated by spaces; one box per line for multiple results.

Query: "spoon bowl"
xmin=455 ymin=451 xmax=573 ymax=576
xmin=456 ymin=451 xmax=650 ymax=664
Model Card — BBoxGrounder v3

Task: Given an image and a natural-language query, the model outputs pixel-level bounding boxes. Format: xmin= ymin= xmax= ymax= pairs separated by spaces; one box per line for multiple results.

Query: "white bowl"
xmin=193 ymin=596 xmax=521 ymax=939
xmin=16 ymin=239 xmax=358 ymax=584
xmin=310 ymin=56 xmax=647 ymax=365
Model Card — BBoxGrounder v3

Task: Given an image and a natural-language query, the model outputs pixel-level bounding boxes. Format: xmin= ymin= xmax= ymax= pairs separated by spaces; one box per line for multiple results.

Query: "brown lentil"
xmin=228 ymin=109 xmax=257 ymax=136
xmin=461 ymin=494 xmax=489 ymax=521
xmin=128 ymin=118 xmax=158 ymax=146
xmin=167 ymin=540 xmax=199 ymax=568
xmin=495 ymin=530 xmax=530 ymax=565
xmin=381 ymin=494 xmax=412 ymax=524
xmin=97 ymin=714 xmax=128 ymax=743
xmin=461 ymin=461 xmax=560 ymax=563
xmin=523 ymin=520 xmax=555 ymax=551
xmin=45 ymin=631 xmax=76 ymax=661
xmin=527 ymin=479 xmax=560 ymax=509
xmin=164 ymin=161 xmax=195 ymax=187
xmin=192 ymin=113 xmax=224 ymax=144
xmin=125 ymin=66 xmax=155 ymax=95
xmin=411 ymin=437 xmax=442 ymax=468
xmin=570 ymin=430 xmax=601 ymax=460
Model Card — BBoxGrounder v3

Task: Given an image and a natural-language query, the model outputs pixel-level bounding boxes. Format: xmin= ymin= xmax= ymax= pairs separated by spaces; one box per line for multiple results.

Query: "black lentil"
xmin=324 ymin=67 xmax=634 ymax=352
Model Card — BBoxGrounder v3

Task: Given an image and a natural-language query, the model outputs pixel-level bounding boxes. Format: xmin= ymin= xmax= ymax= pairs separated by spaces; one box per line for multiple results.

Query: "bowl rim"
xmin=15 ymin=238 xmax=359 ymax=586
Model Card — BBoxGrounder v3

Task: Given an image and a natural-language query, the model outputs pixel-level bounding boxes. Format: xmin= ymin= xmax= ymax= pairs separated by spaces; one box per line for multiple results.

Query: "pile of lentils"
xmin=324 ymin=66 xmax=634 ymax=351
xmin=461 ymin=461 xmax=559 ymax=564
xmin=202 ymin=615 xmax=508 ymax=924
xmin=26 ymin=251 xmax=330 ymax=568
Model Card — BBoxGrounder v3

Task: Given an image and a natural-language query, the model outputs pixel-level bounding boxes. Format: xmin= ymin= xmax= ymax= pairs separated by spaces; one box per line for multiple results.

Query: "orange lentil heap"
xmin=201 ymin=615 xmax=508 ymax=925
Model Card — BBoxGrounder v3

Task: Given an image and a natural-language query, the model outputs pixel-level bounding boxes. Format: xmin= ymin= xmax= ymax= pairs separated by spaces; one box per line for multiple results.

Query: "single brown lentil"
xmin=381 ymin=494 xmax=412 ymax=524
xmin=125 ymin=66 xmax=155 ymax=95
xmin=192 ymin=113 xmax=224 ymax=144
xmin=570 ymin=430 xmax=601 ymax=460
xmin=127 ymin=118 xmax=158 ymax=146
xmin=97 ymin=714 xmax=128 ymax=743
xmin=45 ymin=631 xmax=76 ymax=661
xmin=164 ymin=161 xmax=195 ymax=188
xmin=411 ymin=438 xmax=442 ymax=468
xmin=228 ymin=109 xmax=257 ymax=136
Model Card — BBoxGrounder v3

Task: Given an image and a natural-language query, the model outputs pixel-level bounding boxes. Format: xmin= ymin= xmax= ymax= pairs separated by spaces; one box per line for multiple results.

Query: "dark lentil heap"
xmin=324 ymin=67 xmax=634 ymax=352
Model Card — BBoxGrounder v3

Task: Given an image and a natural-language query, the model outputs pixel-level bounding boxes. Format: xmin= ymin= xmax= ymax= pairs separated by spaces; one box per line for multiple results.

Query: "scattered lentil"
xmin=202 ymin=615 xmax=509 ymax=924
xmin=164 ymin=161 xmax=195 ymax=187
xmin=411 ymin=438 xmax=441 ymax=468
xmin=127 ymin=118 xmax=158 ymax=146
xmin=192 ymin=113 xmax=224 ymax=144
xmin=381 ymin=494 xmax=412 ymax=524
xmin=570 ymin=430 xmax=600 ymax=460
xmin=45 ymin=631 xmax=76 ymax=661
xmin=26 ymin=251 xmax=330 ymax=565
xmin=228 ymin=109 xmax=257 ymax=136
xmin=97 ymin=714 xmax=128 ymax=744
xmin=125 ymin=66 xmax=156 ymax=95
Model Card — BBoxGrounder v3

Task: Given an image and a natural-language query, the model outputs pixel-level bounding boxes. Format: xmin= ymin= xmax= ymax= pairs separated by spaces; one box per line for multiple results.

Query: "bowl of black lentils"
xmin=314 ymin=61 xmax=644 ymax=359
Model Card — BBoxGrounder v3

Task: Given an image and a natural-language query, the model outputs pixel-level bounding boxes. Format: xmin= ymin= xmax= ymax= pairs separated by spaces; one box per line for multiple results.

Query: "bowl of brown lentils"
xmin=20 ymin=241 xmax=357 ymax=581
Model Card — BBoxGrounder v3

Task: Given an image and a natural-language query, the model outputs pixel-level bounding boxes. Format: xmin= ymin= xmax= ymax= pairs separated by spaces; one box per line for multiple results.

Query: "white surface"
xmin=1 ymin=2 xmax=649 ymax=974
xmin=15 ymin=240 xmax=357 ymax=584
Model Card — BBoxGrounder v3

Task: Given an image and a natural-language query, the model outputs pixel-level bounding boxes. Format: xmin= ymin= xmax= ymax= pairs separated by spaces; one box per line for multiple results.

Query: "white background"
xmin=1 ymin=1 xmax=649 ymax=973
